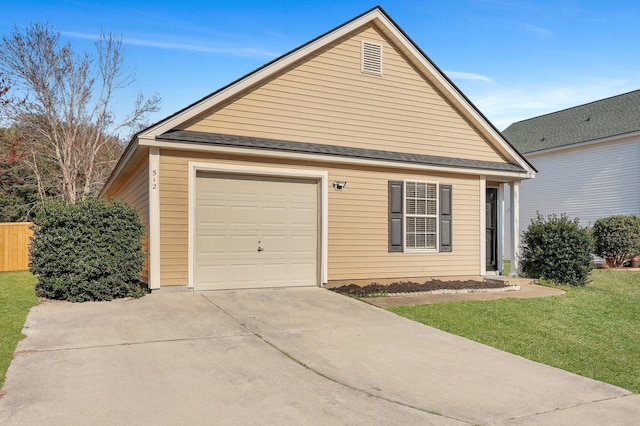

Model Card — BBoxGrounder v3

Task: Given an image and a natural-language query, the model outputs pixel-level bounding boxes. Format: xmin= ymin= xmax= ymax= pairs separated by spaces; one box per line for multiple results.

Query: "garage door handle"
xmin=257 ymin=246 xmax=264 ymax=252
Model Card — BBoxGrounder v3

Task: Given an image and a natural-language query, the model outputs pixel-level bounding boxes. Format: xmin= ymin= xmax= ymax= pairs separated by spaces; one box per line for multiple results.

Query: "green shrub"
xmin=30 ymin=198 xmax=146 ymax=302
xmin=593 ymin=215 xmax=640 ymax=267
xmin=520 ymin=213 xmax=594 ymax=286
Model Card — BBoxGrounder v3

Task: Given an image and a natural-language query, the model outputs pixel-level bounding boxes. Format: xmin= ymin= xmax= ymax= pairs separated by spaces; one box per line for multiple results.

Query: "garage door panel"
xmin=229 ymin=180 xmax=258 ymax=199
xmin=228 ymin=206 xmax=259 ymax=226
xmin=261 ymin=263 xmax=287 ymax=280
xmin=290 ymin=207 xmax=317 ymax=227
xmin=195 ymin=173 xmax=318 ymax=290
xmin=196 ymin=235 xmax=226 ymax=256
xmin=197 ymin=205 xmax=226 ymax=226
xmin=229 ymin=264 xmax=259 ymax=285
xmin=289 ymin=234 xmax=317 ymax=255
xmin=260 ymin=206 xmax=288 ymax=226
xmin=289 ymin=262 xmax=317 ymax=280
xmin=258 ymin=235 xmax=287 ymax=256
xmin=196 ymin=265 xmax=227 ymax=289
xmin=196 ymin=232 xmax=258 ymax=257
xmin=228 ymin=235 xmax=259 ymax=256
xmin=260 ymin=191 xmax=289 ymax=203
xmin=288 ymin=181 xmax=317 ymax=197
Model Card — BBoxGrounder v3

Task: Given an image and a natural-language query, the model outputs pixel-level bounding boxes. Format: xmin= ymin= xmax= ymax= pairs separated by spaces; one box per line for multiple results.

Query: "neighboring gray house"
xmin=502 ymin=89 xmax=640 ymax=260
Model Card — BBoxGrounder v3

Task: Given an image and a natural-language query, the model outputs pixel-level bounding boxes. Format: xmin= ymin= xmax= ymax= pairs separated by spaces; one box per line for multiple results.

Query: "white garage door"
xmin=195 ymin=173 xmax=318 ymax=290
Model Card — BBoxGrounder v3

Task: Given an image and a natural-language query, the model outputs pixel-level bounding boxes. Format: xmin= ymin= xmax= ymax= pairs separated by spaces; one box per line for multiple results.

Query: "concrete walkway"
xmin=1 ymin=288 xmax=638 ymax=425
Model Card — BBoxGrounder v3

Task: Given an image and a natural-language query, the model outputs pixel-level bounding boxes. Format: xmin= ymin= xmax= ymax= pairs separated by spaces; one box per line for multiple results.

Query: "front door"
xmin=486 ymin=188 xmax=498 ymax=271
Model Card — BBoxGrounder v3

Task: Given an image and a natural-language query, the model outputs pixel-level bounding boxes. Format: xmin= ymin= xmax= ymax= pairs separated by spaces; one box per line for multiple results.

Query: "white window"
xmin=404 ymin=181 xmax=438 ymax=251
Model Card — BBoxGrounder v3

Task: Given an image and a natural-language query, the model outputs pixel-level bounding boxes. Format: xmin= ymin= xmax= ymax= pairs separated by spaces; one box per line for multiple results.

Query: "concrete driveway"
xmin=1 ymin=288 xmax=638 ymax=425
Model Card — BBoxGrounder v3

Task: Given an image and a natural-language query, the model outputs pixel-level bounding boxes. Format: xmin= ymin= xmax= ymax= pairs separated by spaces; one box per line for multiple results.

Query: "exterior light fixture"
xmin=332 ymin=181 xmax=347 ymax=191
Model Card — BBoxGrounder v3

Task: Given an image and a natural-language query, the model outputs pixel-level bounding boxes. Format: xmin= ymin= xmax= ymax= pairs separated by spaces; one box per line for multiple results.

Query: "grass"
xmin=389 ymin=269 xmax=640 ymax=393
xmin=502 ymin=260 xmax=511 ymax=275
xmin=0 ymin=271 xmax=38 ymax=389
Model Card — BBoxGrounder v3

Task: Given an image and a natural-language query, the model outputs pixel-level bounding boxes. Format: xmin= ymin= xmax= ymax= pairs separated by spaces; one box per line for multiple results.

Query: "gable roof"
xmin=502 ymin=89 xmax=640 ymax=154
xmin=104 ymin=6 xmax=535 ymax=194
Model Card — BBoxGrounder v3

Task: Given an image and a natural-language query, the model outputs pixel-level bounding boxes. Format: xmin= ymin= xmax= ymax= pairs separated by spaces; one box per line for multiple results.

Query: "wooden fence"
xmin=0 ymin=222 xmax=33 ymax=272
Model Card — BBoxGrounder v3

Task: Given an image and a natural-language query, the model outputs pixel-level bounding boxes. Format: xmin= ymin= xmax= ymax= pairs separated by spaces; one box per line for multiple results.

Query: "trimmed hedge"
xmin=593 ymin=215 xmax=640 ymax=267
xmin=520 ymin=213 xmax=594 ymax=286
xmin=30 ymin=198 xmax=145 ymax=302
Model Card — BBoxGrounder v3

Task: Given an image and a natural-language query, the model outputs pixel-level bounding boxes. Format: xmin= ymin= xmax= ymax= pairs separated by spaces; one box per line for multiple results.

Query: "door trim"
xmin=187 ymin=162 xmax=328 ymax=289
xmin=486 ymin=187 xmax=499 ymax=272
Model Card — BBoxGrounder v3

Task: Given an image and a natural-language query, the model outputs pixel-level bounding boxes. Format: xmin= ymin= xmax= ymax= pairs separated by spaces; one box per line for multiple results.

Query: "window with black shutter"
xmin=388 ymin=181 xmax=403 ymax=252
xmin=388 ymin=180 xmax=452 ymax=253
xmin=439 ymin=184 xmax=452 ymax=252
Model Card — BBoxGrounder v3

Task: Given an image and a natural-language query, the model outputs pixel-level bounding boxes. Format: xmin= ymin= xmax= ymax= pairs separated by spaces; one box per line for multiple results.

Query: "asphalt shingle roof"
xmin=502 ymin=89 xmax=640 ymax=154
xmin=159 ymin=130 xmax=527 ymax=173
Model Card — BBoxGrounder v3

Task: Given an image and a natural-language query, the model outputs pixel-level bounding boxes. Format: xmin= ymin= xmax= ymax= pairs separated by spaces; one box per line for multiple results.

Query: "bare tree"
xmin=0 ymin=24 xmax=160 ymax=203
xmin=0 ymin=74 xmax=9 ymax=109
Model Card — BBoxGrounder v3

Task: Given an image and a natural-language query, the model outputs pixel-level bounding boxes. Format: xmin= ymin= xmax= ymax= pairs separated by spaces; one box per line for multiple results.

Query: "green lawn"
xmin=0 ymin=271 xmax=38 ymax=389
xmin=389 ymin=269 xmax=640 ymax=393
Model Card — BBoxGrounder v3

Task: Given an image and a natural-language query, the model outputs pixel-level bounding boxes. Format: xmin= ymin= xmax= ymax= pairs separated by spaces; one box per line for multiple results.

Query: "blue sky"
xmin=2 ymin=0 xmax=640 ymax=130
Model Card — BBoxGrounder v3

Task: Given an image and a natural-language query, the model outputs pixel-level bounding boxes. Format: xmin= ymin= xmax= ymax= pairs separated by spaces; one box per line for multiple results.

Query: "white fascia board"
xmin=524 ymin=130 xmax=640 ymax=158
xmin=140 ymin=138 xmax=535 ymax=180
xmin=140 ymin=10 xmax=384 ymax=139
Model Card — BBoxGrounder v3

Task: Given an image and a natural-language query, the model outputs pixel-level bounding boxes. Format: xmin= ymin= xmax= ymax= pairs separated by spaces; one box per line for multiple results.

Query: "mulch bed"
xmin=330 ymin=279 xmax=509 ymax=297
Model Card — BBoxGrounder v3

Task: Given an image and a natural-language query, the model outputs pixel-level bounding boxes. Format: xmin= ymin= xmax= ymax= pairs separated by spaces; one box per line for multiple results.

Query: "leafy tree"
xmin=0 ymin=77 xmax=41 ymax=221
xmin=0 ymin=24 xmax=160 ymax=203
xmin=0 ymin=131 xmax=39 ymax=221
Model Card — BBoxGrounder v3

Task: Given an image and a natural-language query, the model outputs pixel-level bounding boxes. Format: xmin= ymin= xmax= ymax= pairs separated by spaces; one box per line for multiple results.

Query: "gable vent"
xmin=361 ymin=41 xmax=383 ymax=76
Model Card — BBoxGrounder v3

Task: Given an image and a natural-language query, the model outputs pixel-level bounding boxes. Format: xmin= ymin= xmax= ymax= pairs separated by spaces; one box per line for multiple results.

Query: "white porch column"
xmin=479 ymin=176 xmax=486 ymax=276
xmin=509 ymin=181 xmax=521 ymax=276
xmin=497 ymin=183 xmax=505 ymax=274
xmin=148 ymin=146 xmax=161 ymax=290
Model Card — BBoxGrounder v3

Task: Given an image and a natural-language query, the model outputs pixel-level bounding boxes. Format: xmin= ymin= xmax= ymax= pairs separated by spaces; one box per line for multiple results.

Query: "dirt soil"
xmin=330 ymin=279 xmax=509 ymax=297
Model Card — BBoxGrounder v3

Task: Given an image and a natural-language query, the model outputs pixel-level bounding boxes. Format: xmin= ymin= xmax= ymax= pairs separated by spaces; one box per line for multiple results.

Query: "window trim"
xmin=403 ymin=180 xmax=439 ymax=253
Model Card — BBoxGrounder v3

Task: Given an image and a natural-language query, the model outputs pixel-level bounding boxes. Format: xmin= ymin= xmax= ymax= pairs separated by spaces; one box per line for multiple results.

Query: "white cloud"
xmin=469 ymin=79 xmax=637 ymax=129
xmin=522 ymin=24 xmax=554 ymax=38
xmin=445 ymin=71 xmax=494 ymax=83
xmin=62 ymin=31 xmax=279 ymax=59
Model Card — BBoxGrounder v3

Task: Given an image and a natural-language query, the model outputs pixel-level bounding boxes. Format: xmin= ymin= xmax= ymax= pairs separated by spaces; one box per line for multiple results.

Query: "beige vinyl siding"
xmin=182 ymin=25 xmax=506 ymax=164
xmin=104 ymin=155 xmax=150 ymax=284
xmin=327 ymin=169 xmax=480 ymax=280
xmin=158 ymin=150 xmax=480 ymax=286
xmin=159 ymin=154 xmax=189 ymax=285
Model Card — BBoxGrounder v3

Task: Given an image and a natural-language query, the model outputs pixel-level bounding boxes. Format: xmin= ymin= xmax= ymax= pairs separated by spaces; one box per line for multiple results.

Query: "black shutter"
xmin=439 ymin=184 xmax=452 ymax=252
xmin=388 ymin=181 xmax=403 ymax=252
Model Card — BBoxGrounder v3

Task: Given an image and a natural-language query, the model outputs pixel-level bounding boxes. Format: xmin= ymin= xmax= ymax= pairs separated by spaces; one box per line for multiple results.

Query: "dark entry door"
xmin=486 ymin=188 xmax=498 ymax=271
